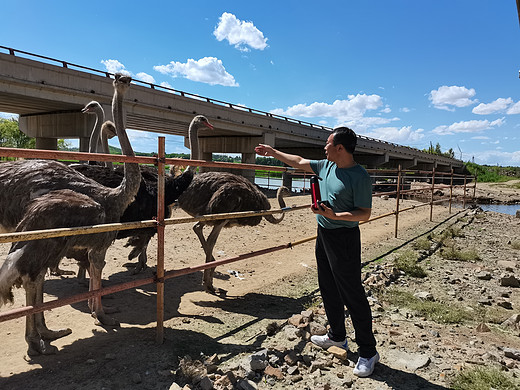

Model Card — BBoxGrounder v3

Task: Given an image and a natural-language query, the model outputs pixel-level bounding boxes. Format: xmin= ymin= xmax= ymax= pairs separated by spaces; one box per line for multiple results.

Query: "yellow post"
xmin=449 ymin=168 xmax=454 ymax=214
xmin=430 ymin=168 xmax=436 ymax=221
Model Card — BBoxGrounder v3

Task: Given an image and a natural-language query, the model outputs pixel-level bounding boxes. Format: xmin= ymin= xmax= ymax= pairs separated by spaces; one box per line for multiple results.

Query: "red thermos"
xmin=310 ymin=175 xmax=321 ymax=209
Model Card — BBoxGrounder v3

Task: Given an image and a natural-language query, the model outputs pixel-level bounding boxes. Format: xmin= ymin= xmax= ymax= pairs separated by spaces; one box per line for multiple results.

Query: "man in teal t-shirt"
xmin=255 ymin=127 xmax=379 ymax=378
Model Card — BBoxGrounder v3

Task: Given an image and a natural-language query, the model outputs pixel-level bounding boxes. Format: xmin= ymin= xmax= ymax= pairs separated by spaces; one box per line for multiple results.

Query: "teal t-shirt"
xmin=309 ymin=160 xmax=372 ymax=229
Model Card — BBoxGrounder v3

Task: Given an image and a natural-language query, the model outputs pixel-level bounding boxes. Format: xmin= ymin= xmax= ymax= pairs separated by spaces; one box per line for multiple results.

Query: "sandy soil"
xmin=0 ymin=183 xmax=516 ymax=389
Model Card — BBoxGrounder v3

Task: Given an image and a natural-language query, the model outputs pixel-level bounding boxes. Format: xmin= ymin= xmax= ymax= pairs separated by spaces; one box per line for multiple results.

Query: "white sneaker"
xmin=353 ymin=352 xmax=380 ymax=377
xmin=310 ymin=334 xmax=348 ymax=350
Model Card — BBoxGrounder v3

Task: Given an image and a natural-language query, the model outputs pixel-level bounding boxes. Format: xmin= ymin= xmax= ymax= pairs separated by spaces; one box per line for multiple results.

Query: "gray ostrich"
xmin=0 ymin=74 xmax=140 ymax=356
xmin=177 ymin=119 xmax=291 ymax=293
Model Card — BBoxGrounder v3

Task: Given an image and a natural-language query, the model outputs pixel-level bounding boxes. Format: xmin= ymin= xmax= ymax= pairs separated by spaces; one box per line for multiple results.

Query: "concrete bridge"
xmin=0 ymin=46 xmax=466 ymax=180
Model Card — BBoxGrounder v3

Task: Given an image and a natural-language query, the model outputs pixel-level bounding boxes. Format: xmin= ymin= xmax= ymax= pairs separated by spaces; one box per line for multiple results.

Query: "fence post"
xmin=449 ymin=168 xmax=454 ymax=214
xmin=394 ymin=165 xmax=402 ymax=238
xmin=430 ymin=168 xmax=436 ymax=222
xmin=156 ymin=137 xmax=166 ymax=344
xmin=472 ymin=175 xmax=477 ymax=202
xmin=463 ymin=175 xmax=467 ymax=209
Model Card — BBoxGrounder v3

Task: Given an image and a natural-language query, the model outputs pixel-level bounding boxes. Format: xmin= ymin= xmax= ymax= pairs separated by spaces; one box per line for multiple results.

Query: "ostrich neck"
xmin=187 ymin=121 xmax=200 ymax=172
xmin=112 ymin=85 xmax=140 ymax=211
xmin=88 ymin=107 xmax=104 ymax=154
xmin=264 ymin=188 xmax=288 ymax=224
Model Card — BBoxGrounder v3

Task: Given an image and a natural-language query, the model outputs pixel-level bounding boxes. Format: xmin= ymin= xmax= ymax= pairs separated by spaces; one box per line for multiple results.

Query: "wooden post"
xmin=156 ymin=137 xmax=166 ymax=344
xmin=462 ymin=175 xmax=467 ymax=209
xmin=394 ymin=165 xmax=402 ymax=238
xmin=430 ymin=168 xmax=436 ymax=222
xmin=449 ymin=168 xmax=454 ymax=214
xmin=472 ymin=175 xmax=477 ymax=202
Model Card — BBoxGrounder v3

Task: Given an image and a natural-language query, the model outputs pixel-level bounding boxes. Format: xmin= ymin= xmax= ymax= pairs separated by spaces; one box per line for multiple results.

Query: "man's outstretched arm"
xmin=255 ymin=144 xmax=313 ymax=173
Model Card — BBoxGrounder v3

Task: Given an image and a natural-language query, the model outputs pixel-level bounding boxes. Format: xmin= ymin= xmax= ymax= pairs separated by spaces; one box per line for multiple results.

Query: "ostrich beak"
xmin=204 ymin=121 xmax=214 ymax=130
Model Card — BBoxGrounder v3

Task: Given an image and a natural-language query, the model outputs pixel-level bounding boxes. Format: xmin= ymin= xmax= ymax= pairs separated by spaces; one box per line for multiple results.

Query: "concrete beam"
xmin=355 ymin=153 xmax=389 ymax=168
xmin=19 ymin=111 xmax=94 ymax=139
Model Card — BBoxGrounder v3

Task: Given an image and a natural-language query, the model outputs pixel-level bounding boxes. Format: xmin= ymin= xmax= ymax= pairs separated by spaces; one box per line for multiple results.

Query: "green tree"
xmin=0 ymin=118 xmax=35 ymax=149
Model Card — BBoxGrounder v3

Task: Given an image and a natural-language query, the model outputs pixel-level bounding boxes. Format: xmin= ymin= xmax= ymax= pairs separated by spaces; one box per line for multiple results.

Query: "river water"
xmin=477 ymin=203 xmax=520 ymax=216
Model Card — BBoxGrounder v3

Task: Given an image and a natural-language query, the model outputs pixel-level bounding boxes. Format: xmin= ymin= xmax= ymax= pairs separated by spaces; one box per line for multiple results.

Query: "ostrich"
xmin=81 ymin=100 xmax=116 ymax=169
xmin=65 ymin=115 xmax=213 ymax=277
xmin=177 ymin=118 xmax=291 ymax=293
xmin=0 ymin=73 xmax=141 ymax=355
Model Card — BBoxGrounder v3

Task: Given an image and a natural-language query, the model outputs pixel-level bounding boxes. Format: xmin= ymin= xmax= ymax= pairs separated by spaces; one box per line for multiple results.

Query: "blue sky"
xmin=1 ymin=1 xmax=520 ymax=166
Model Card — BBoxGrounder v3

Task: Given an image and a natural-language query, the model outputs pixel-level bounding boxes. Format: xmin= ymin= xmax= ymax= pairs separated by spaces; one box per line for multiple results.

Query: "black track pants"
xmin=315 ymin=225 xmax=377 ymax=358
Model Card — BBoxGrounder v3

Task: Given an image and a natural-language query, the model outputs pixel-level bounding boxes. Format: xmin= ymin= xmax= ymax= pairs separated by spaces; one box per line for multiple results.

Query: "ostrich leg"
xmin=25 ymin=273 xmax=58 ymax=356
xmin=193 ymin=220 xmax=228 ymax=293
xmin=88 ymin=251 xmax=120 ymax=326
xmin=34 ymin=275 xmax=72 ymax=341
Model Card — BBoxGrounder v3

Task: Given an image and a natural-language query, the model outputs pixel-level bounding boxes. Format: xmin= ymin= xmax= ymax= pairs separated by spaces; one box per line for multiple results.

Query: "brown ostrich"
xmin=177 ymin=118 xmax=291 ymax=293
xmin=81 ymin=100 xmax=116 ymax=169
xmin=0 ymin=74 xmax=140 ymax=356
xmin=65 ymin=115 xmax=212 ymax=277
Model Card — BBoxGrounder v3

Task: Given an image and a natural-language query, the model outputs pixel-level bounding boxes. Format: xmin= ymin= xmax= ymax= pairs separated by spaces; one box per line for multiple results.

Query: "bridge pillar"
xmin=35 ymin=137 xmax=57 ymax=150
xmin=19 ymin=111 xmax=96 ymax=152
xmin=241 ymin=153 xmax=256 ymax=182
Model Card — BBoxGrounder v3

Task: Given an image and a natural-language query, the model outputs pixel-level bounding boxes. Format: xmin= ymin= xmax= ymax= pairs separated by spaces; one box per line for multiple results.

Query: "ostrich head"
xmin=81 ymin=101 xmax=103 ymax=114
xmin=101 ymin=121 xmax=117 ymax=139
xmin=192 ymin=115 xmax=214 ymax=131
xmin=113 ymin=73 xmax=132 ymax=94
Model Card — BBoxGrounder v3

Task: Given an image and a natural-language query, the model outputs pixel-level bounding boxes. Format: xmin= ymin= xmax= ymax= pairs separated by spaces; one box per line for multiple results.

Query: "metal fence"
xmin=0 ymin=141 xmax=476 ymax=346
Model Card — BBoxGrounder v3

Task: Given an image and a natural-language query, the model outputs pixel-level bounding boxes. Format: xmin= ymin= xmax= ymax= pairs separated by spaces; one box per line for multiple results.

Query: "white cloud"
xmin=380 ymin=106 xmax=391 ymax=114
xmin=101 ymin=59 xmax=131 ymax=76
xmin=506 ymin=101 xmax=520 ymax=114
xmin=271 ymin=94 xmax=383 ymax=120
xmin=471 ymin=136 xmax=490 ymax=140
xmin=154 ymin=57 xmax=238 ymax=87
xmin=432 ymin=118 xmax=505 ymax=135
xmin=214 ymin=12 xmax=268 ymax=51
xmin=472 ymin=98 xmax=513 ymax=115
xmin=135 ymin=72 xmax=155 ymax=84
xmin=362 ymin=126 xmax=425 ymax=144
xmin=471 ymin=149 xmax=520 ymax=165
xmin=400 ymin=107 xmax=411 ymax=113
xmin=429 ymin=85 xmax=477 ymax=111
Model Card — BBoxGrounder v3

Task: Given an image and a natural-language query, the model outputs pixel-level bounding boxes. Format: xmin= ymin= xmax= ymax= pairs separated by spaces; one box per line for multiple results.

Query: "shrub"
xmin=451 ymin=366 xmax=519 ymax=390
xmin=393 ymin=251 xmax=427 ymax=278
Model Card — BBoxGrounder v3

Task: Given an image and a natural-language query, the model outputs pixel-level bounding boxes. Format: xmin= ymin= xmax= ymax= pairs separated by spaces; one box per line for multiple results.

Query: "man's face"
xmin=324 ymin=134 xmax=340 ymax=162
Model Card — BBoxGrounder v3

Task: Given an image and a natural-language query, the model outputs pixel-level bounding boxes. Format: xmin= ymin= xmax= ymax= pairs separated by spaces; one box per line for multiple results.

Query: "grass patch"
xmin=383 ymin=289 xmax=468 ymax=324
xmin=451 ymin=366 xmax=519 ymax=390
xmin=393 ymin=251 xmax=427 ymax=278
xmin=440 ymin=241 xmax=480 ymax=261
xmin=510 ymin=240 xmax=520 ymax=250
xmin=412 ymin=237 xmax=431 ymax=251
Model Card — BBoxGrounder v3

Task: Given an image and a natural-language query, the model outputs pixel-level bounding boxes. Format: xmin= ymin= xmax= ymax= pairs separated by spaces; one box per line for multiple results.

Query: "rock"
xmin=327 ymin=346 xmax=347 ymax=360
xmin=290 ymin=374 xmax=303 ymax=383
xmin=500 ymin=275 xmax=520 ymax=288
xmin=476 ymin=323 xmax=491 ymax=332
xmin=504 ymin=348 xmax=520 ymax=361
xmin=385 ymin=350 xmax=431 ymax=371
xmin=238 ymin=379 xmax=258 ymax=390
xmin=414 ymin=291 xmax=434 ymax=301
xmin=310 ymin=359 xmax=331 ymax=372
xmin=168 ymin=383 xmax=183 ymax=390
xmin=497 ymin=301 xmax=513 ymax=310
xmin=501 ymin=314 xmax=520 ymax=330
xmin=264 ymin=365 xmax=284 ymax=380
xmin=283 ymin=325 xmax=300 ymax=341
xmin=301 ymin=310 xmax=314 ymax=322
xmin=309 ymin=321 xmax=327 ymax=336
xmin=287 ymin=365 xmax=299 ymax=375
xmin=199 ymin=376 xmax=214 ymax=390
xmin=284 ymin=351 xmax=299 ymax=366
xmin=475 ymin=271 xmax=492 ymax=280
xmin=288 ymin=314 xmax=304 ymax=327
xmin=516 ymin=209 xmax=520 ymax=218
xmin=266 ymin=322 xmax=279 ymax=336
xmin=131 ymin=373 xmax=142 ymax=384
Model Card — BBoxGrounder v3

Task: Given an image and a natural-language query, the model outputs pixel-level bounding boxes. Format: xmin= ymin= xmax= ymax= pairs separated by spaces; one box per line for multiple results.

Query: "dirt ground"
xmin=0 ymin=182 xmax=518 ymax=389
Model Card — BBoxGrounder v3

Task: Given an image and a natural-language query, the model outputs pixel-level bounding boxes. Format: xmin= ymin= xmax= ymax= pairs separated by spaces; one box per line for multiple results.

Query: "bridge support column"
xmin=198 ymin=152 xmax=213 ymax=173
xmin=282 ymin=171 xmax=293 ymax=191
xmin=241 ymin=153 xmax=256 ymax=182
xmin=35 ymin=137 xmax=57 ymax=150
xmin=79 ymin=137 xmax=90 ymax=153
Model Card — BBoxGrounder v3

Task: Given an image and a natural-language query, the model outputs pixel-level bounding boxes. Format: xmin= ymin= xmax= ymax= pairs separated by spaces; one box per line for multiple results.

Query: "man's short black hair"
xmin=332 ymin=126 xmax=357 ymax=154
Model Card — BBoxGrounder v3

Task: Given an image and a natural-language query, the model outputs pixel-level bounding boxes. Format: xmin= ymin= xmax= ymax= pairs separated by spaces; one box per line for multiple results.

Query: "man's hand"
xmin=311 ymin=201 xmax=336 ymax=218
xmin=255 ymin=144 xmax=275 ymax=157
